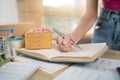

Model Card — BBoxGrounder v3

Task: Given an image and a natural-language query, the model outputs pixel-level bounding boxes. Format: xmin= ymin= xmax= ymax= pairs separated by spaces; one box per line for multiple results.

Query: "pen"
xmin=53 ymin=28 xmax=81 ymax=50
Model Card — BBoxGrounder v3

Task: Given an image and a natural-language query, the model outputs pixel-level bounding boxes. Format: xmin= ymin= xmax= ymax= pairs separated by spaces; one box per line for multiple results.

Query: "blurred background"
xmin=0 ymin=0 xmax=101 ymax=40
xmin=0 ymin=0 xmax=86 ymax=33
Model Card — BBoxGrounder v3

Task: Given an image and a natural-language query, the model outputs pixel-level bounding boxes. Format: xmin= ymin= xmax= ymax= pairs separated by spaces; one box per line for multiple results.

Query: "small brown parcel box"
xmin=25 ymin=28 xmax=52 ymax=49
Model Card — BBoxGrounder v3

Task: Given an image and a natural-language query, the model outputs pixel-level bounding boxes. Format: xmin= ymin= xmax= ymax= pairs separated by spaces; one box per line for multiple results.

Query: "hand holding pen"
xmin=53 ymin=28 xmax=81 ymax=52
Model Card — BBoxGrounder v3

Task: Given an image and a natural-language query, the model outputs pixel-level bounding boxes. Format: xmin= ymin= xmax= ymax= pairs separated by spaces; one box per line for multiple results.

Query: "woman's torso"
xmin=102 ymin=0 xmax=120 ymax=10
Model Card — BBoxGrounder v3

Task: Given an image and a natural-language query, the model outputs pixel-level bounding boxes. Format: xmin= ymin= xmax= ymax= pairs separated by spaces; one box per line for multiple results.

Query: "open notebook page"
xmin=19 ymin=43 xmax=107 ymax=59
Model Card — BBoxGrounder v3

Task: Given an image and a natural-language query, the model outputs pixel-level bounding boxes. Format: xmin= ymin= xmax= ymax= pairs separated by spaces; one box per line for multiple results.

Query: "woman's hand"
xmin=56 ymin=34 xmax=77 ymax=52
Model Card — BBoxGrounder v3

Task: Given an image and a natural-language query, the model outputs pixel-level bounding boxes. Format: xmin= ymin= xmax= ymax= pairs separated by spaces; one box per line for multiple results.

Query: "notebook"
xmin=17 ymin=41 xmax=108 ymax=63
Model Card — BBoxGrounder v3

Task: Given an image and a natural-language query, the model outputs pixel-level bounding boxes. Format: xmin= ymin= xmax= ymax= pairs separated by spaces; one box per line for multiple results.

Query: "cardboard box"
xmin=25 ymin=32 xmax=52 ymax=49
xmin=0 ymin=22 xmax=36 ymax=37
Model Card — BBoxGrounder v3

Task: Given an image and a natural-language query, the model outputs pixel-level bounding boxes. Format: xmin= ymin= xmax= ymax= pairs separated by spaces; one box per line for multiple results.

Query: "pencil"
xmin=53 ymin=28 xmax=81 ymax=50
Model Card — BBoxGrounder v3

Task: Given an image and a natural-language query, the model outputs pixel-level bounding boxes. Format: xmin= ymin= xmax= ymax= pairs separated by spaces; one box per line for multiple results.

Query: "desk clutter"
xmin=0 ymin=26 xmax=120 ymax=80
xmin=0 ymin=28 xmax=14 ymax=65
xmin=0 ymin=56 xmax=120 ymax=80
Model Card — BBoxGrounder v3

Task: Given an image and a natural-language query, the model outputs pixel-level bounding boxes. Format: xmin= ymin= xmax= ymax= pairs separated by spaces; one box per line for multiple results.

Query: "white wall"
xmin=0 ymin=0 xmax=19 ymax=25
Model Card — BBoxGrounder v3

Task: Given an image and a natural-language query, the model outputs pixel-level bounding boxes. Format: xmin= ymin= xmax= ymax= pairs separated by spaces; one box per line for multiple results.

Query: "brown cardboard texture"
xmin=25 ymin=32 xmax=52 ymax=49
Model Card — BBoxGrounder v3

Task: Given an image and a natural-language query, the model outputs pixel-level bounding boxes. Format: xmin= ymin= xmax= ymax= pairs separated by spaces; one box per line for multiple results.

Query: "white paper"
xmin=79 ymin=58 xmax=120 ymax=71
xmin=16 ymin=54 xmax=69 ymax=73
xmin=0 ymin=62 xmax=38 ymax=80
xmin=53 ymin=58 xmax=120 ymax=80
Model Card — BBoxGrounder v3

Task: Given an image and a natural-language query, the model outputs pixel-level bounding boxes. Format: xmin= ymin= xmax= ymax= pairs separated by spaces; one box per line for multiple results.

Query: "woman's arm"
xmin=71 ymin=0 xmax=98 ymax=43
xmin=57 ymin=0 xmax=99 ymax=52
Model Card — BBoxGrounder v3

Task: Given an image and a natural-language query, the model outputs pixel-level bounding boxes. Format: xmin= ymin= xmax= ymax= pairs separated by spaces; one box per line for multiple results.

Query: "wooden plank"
xmin=17 ymin=0 xmax=43 ymax=27
xmin=28 ymin=69 xmax=53 ymax=80
xmin=28 ymin=65 xmax=71 ymax=80
xmin=102 ymin=50 xmax=120 ymax=60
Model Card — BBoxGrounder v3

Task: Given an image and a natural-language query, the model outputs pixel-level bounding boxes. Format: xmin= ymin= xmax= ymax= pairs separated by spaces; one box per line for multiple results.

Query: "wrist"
xmin=69 ymin=34 xmax=79 ymax=43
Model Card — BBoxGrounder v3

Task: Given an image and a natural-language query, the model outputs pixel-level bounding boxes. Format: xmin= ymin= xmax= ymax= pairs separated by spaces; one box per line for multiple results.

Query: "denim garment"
xmin=92 ymin=8 xmax=120 ymax=50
